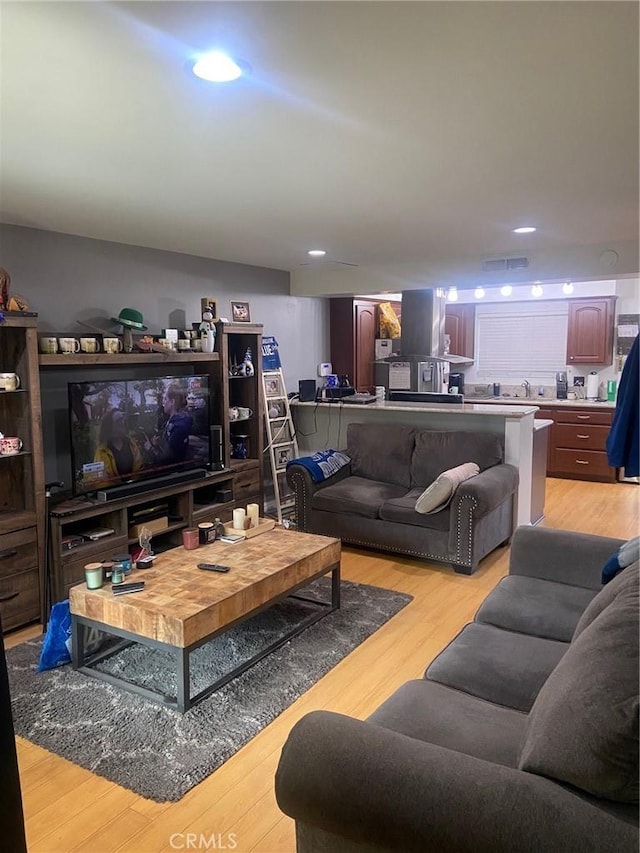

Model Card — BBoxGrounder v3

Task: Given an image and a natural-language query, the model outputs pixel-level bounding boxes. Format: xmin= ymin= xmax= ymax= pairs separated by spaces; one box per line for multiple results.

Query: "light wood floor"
xmin=7 ymin=478 xmax=639 ymax=853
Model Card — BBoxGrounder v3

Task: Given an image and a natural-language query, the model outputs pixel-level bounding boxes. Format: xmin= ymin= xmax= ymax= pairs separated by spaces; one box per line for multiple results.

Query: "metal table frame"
xmin=71 ymin=561 xmax=340 ymax=712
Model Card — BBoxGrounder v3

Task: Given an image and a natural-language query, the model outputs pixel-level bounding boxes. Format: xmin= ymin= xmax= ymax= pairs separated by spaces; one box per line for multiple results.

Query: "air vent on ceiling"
xmin=482 ymin=256 xmax=529 ymax=272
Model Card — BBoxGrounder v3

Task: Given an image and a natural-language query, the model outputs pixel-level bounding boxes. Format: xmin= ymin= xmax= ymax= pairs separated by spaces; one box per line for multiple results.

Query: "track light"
xmin=500 ymin=285 xmax=512 ymax=297
xmin=474 ymin=286 xmax=485 ymax=299
xmin=562 ymin=281 xmax=574 ymax=295
xmin=531 ymin=283 xmax=543 ymax=297
xmin=447 ymin=287 xmax=458 ymax=302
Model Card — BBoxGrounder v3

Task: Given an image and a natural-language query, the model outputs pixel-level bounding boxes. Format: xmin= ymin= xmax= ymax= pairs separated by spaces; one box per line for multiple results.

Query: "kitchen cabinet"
xmin=566 ymin=297 xmax=616 ymax=365
xmin=546 ymin=407 xmax=615 ymax=482
xmin=445 ymin=304 xmax=475 ymax=359
xmin=330 ymin=299 xmax=378 ymax=392
xmin=0 ymin=313 xmax=45 ymax=630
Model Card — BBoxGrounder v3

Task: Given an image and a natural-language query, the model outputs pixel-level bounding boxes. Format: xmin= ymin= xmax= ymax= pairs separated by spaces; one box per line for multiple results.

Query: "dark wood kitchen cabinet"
xmin=445 ymin=304 xmax=475 ymax=359
xmin=330 ymin=298 xmax=377 ymax=392
xmin=546 ymin=406 xmax=616 ymax=482
xmin=566 ymin=297 xmax=616 ymax=365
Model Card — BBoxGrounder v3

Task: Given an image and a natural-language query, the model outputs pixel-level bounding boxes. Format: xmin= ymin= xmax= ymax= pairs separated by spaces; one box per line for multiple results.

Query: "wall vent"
xmin=482 ymin=256 xmax=529 ymax=272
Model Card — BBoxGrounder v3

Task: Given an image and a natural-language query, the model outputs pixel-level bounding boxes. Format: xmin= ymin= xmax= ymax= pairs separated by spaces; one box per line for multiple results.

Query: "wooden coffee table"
xmin=69 ymin=528 xmax=341 ymax=712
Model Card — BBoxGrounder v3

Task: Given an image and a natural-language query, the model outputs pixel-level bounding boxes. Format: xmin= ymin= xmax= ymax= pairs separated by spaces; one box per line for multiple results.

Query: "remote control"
xmin=197 ymin=563 xmax=230 ymax=573
xmin=113 ymin=581 xmax=145 ymax=595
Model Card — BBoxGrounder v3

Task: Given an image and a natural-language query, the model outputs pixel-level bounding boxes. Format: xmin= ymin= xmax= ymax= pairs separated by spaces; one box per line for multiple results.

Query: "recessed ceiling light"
xmin=512 ymin=226 xmax=537 ymax=234
xmin=192 ymin=51 xmax=244 ymax=82
xmin=474 ymin=286 xmax=485 ymax=299
xmin=447 ymin=287 xmax=458 ymax=302
xmin=307 ymin=249 xmax=327 ymax=257
xmin=531 ymin=284 xmax=543 ymax=297
xmin=500 ymin=285 xmax=513 ymax=296
xmin=562 ymin=281 xmax=574 ymax=295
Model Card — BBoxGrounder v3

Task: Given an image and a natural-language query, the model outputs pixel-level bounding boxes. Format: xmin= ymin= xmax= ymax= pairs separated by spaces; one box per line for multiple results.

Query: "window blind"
xmin=475 ymin=301 xmax=568 ymax=379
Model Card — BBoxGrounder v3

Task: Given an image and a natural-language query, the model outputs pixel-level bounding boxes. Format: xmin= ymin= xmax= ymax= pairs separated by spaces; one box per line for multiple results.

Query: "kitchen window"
xmin=475 ymin=301 xmax=568 ymax=380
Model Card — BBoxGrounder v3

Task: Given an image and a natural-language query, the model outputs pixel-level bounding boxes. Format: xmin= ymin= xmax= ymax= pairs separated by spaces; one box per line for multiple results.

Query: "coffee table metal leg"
xmin=71 ymin=618 xmax=85 ymax=669
xmin=331 ymin=563 xmax=341 ymax=609
xmin=176 ymin=648 xmax=191 ymax=713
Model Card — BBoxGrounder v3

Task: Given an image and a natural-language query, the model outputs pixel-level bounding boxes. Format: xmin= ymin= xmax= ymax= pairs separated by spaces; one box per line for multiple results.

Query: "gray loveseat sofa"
xmin=286 ymin=422 xmax=519 ymax=574
xmin=275 ymin=526 xmax=639 ymax=853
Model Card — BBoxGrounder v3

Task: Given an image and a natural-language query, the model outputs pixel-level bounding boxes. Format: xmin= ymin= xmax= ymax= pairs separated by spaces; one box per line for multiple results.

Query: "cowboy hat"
xmin=111 ymin=307 xmax=147 ymax=331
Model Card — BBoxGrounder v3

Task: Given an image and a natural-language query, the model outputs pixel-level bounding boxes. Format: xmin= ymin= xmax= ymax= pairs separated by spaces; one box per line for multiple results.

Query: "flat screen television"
xmin=68 ymin=374 xmax=212 ymax=496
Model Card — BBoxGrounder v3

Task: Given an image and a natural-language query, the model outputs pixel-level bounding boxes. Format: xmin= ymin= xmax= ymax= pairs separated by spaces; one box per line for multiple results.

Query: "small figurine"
xmin=200 ymin=307 xmax=216 ymax=354
xmin=242 ymin=347 xmax=255 ymax=377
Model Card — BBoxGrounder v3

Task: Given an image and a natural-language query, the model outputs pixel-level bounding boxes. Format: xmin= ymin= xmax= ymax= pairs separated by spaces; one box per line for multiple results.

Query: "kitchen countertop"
xmin=292 ymin=399 xmax=539 ymax=418
xmin=463 ymin=396 xmax=616 ymax=409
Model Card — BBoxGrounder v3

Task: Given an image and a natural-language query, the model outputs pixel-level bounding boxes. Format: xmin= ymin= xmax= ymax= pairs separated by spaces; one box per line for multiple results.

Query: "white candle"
xmin=247 ymin=503 xmax=260 ymax=528
xmin=232 ymin=508 xmax=246 ymax=530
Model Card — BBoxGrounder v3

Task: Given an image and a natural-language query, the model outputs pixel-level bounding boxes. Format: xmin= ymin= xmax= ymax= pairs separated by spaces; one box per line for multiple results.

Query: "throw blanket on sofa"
xmin=287 ymin=449 xmax=351 ymax=483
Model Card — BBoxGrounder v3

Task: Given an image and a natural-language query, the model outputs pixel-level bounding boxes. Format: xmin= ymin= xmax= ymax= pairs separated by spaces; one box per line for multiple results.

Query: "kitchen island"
xmin=290 ymin=399 xmax=540 ymax=526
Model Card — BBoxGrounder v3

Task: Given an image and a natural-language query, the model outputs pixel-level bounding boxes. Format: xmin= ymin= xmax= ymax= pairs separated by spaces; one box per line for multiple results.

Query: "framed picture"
xmin=267 ymin=399 xmax=286 ymax=420
xmin=275 ymin=445 xmax=294 ymax=469
xmin=265 ymin=375 xmax=283 ymax=397
xmin=200 ymin=297 xmax=218 ymax=322
xmin=231 ymin=301 xmax=251 ymax=323
xmin=270 ymin=419 xmax=293 ymax=443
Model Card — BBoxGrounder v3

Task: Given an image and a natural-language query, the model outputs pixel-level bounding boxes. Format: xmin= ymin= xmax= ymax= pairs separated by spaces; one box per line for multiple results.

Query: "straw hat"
xmin=111 ymin=307 xmax=147 ymax=331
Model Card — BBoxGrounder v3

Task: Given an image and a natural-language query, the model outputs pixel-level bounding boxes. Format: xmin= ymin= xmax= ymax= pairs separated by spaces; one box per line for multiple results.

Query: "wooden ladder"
xmin=262 ymin=369 xmax=299 ymax=523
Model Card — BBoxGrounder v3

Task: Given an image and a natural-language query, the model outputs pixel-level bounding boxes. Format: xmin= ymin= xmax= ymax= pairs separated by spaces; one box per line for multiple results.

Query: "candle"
xmin=84 ymin=562 xmax=103 ymax=590
xmin=232 ymin=508 xmax=246 ymax=531
xmin=247 ymin=503 xmax=260 ymax=528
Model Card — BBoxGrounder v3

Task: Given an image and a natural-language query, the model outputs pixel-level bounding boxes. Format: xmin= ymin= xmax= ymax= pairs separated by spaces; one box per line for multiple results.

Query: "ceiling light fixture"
xmin=531 ymin=283 xmax=543 ymax=297
xmin=512 ymin=226 xmax=537 ymax=234
xmin=500 ymin=285 xmax=513 ymax=297
xmin=447 ymin=287 xmax=458 ymax=302
xmin=307 ymin=249 xmax=327 ymax=257
xmin=474 ymin=286 xmax=485 ymax=299
xmin=562 ymin=281 xmax=574 ymax=295
xmin=192 ymin=51 xmax=244 ymax=82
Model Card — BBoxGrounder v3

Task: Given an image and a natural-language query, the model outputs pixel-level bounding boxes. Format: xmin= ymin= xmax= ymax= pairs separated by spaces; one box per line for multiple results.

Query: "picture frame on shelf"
xmin=265 ymin=375 xmax=283 ymax=397
xmin=200 ymin=297 xmax=218 ymax=322
xmin=270 ymin=419 xmax=293 ymax=444
xmin=231 ymin=301 xmax=251 ymax=323
xmin=267 ymin=399 xmax=286 ymax=420
xmin=275 ymin=445 xmax=294 ymax=470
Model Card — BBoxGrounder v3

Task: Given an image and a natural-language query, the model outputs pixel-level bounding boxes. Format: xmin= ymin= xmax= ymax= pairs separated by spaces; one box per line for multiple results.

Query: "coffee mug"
xmin=229 ymin=406 xmax=240 ymax=421
xmin=59 ymin=337 xmax=80 ymax=354
xmin=0 ymin=373 xmax=20 ymax=392
xmin=103 ymin=337 xmax=123 ymax=354
xmin=237 ymin=407 xmax=253 ymax=419
xmin=0 ymin=436 xmax=23 ymax=455
xmin=80 ymin=337 xmax=100 ymax=353
xmin=39 ymin=337 xmax=58 ymax=354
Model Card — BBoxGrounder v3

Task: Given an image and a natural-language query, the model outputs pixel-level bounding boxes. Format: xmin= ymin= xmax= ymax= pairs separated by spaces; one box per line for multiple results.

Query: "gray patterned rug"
xmin=6 ymin=579 xmax=412 ymax=802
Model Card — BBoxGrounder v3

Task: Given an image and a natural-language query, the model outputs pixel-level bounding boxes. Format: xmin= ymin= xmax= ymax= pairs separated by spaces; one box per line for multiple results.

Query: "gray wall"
xmin=1 ymin=224 xmax=329 ymax=483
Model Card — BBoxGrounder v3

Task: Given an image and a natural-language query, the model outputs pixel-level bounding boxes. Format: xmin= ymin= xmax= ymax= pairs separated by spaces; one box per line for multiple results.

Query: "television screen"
xmin=68 ymin=374 xmax=211 ymax=496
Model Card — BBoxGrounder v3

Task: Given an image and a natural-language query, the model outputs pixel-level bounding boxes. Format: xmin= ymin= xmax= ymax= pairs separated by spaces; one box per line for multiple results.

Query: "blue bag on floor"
xmin=38 ymin=600 xmax=72 ymax=671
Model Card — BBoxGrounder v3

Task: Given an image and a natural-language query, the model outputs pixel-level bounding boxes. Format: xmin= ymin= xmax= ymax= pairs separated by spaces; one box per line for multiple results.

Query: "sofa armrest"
xmin=275 ymin=710 xmax=635 ymax=853
xmin=509 ymin=526 xmax=625 ymax=589
xmin=286 ymin=458 xmax=352 ymax=531
xmin=451 ymin=462 xmax=519 ymax=515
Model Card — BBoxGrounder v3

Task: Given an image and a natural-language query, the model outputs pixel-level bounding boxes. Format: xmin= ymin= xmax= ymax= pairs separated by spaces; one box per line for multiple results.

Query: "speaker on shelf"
xmin=210 ymin=424 xmax=224 ymax=471
xmin=298 ymin=379 xmax=317 ymax=402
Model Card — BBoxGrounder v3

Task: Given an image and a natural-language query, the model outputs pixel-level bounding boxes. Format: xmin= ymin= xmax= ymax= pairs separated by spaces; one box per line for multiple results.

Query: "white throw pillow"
xmin=415 ymin=462 xmax=480 ymax=514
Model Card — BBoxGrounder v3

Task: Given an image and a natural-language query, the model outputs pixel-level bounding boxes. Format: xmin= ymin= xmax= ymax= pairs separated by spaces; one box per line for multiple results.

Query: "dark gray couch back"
xmin=347 ymin=423 xmax=416 ymax=488
xmin=411 ymin=430 xmax=504 ymax=487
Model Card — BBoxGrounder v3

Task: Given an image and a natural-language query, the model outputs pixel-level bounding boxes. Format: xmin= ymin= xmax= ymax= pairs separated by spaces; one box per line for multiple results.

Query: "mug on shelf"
xmin=39 ymin=337 xmax=58 ymax=354
xmin=103 ymin=337 xmax=123 ymax=354
xmin=58 ymin=337 xmax=81 ymax=354
xmin=0 ymin=373 xmax=20 ymax=392
xmin=80 ymin=337 xmax=100 ymax=353
xmin=237 ymin=407 xmax=253 ymax=419
xmin=0 ymin=436 xmax=23 ymax=455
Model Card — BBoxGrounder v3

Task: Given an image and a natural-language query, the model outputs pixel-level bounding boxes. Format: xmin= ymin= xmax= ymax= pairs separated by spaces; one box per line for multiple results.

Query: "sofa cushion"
xmin=312 ymin=476 xmax=407 ymax=519
xmin=425 ymin=622 xmax=568 ymax=712
xmin=368 ymin=679 xmax=527 ymax=768
xmin=379 ymin=489 xmax=451 ymax=531
xmin=411 ymin=430 xmax=503 ymax=488
xmin=574 ymin=561 xmax=637 ymax=639
xmin=519 ymin=562 xmax=639 ymax=802
xmin=415 ymin=462 xmax=480 ymax=514
xmin=476 ymin=575 xmax=598 ymax=642
xmin=347 ymin=423 xmax=415 ymax=489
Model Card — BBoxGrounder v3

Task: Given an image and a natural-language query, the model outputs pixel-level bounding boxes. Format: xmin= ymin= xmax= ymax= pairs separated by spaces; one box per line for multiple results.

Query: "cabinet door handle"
xmin=576 ymin=434 xmax=590 ymax=439
xmin=575 ymin=459 xmax=589 ymax=465
xmin=576 ymin=415 xmax=591 ymax=420
xmin=0 ymin=592 xmax=19 ymax=602
xmin=0 ymin=548 xmax=18 ymax=561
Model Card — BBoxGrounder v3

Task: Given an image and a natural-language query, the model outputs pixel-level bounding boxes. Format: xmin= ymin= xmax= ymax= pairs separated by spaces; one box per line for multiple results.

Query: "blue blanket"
xmin=287 ymin=449 xmax=351 ymax=483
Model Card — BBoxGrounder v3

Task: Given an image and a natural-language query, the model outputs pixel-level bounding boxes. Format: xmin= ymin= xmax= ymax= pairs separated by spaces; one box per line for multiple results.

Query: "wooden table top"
xmin=69 ymin=527 xmax=341 ymax=647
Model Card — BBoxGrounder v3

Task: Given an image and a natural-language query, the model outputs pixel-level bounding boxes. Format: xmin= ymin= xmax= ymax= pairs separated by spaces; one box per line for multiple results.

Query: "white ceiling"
xmin=1 ymin=1 xmax=638 ymax=288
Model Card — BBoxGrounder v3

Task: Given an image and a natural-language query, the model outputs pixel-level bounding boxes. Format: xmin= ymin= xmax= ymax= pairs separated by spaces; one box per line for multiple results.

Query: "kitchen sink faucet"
xmin=521 ymin=380 xmax=531 ymax=398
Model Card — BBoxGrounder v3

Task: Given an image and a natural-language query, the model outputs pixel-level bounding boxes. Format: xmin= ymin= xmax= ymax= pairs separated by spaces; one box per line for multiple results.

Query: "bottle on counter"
xmin=214 ymin=517 xmax=226 ymax=539
xmin=492 ymin=383 xmax=500 ymax=397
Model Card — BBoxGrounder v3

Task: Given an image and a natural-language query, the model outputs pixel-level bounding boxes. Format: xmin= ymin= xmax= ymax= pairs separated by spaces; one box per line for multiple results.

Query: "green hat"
xmin=111 ymin=307 xmax=147 ymax=331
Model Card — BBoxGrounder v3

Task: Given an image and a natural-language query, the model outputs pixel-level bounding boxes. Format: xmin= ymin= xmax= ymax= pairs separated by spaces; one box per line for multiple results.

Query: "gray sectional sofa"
xmin=275 ymin=526 xmax=639 ymax=853
xmin=286 ymin=422 xmax=519 ymax=574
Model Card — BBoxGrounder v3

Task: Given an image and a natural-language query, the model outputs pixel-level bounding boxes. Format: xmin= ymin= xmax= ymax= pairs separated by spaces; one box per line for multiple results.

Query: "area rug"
xmin=6 ymin=578 xmax=412 ymax=802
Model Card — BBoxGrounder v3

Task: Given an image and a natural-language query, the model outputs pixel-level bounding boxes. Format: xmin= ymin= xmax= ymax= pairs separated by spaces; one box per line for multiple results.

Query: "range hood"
xmin=398 ymin=289 xmax=474 ymax=365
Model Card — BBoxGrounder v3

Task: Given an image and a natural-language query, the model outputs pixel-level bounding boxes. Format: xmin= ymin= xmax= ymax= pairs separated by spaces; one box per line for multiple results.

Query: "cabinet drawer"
xmin=554 ymin=409 xmax=613 ymax=426
xmin=0 ymin=527 xmax=37 ymax=579
xmin=555 ymin=448 xmax=615 ymax=479
xmin=554 ymin=423 xmax=610 ymax=452
xmin=0 ymin=568 xmax=40 ymax=630
xmin=234 ymin=468 xmax=261 ymax=501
